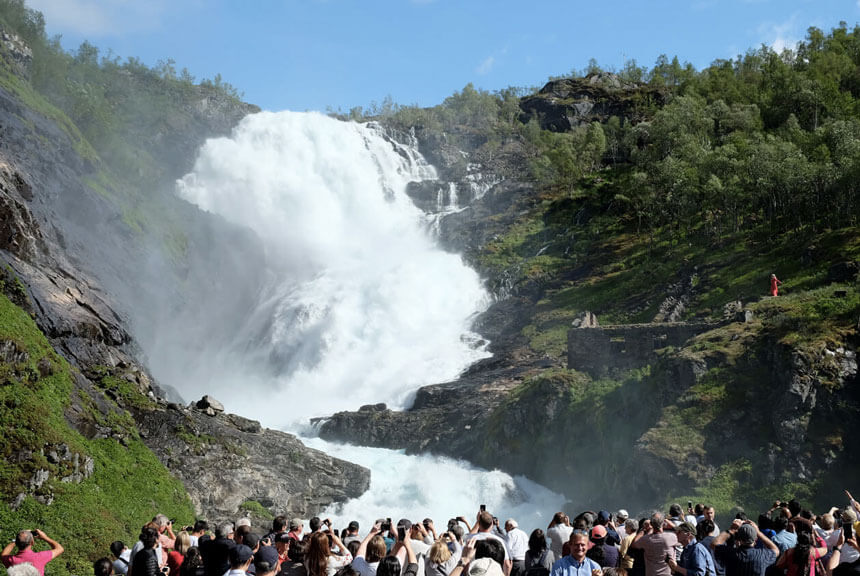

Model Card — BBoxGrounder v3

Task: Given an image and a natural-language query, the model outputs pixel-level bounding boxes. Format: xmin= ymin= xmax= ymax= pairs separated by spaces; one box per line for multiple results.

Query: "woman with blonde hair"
xmin=167 ymin=532 xmax=191 ymax=576
xmin=426 ymin=531 xmax=461 ymax=576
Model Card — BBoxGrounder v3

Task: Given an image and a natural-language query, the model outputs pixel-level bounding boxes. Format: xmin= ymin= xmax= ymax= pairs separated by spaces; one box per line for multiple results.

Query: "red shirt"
xmin=2 ymin=549 xmax=54 ymax=576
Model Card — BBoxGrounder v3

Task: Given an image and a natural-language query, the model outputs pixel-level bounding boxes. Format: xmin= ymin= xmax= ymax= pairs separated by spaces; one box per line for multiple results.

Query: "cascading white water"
xmin=174 ymin=111 xmax=490 ymax=423
xmin=170 ymin=110 xmax=564 ymax=528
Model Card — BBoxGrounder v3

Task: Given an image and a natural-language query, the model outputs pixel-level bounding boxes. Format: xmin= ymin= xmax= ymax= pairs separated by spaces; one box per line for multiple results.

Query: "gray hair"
xmin=154 ymin=514 xmax=170 ymax=528
xmin=625 ymin=519 xmax=639 ymax=533
xmin=216 ymin=523 xmax=235 ymax=538
xmin=650 ymin=511 xmax=665 ymax=531
xmin=8 ymin=565 xmax=40 ymax=576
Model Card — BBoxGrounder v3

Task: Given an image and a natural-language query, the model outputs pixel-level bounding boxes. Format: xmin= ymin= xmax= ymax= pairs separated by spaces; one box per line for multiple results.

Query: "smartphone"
xmin=480 ymin=504 xmax=486 ymax=512
xmin=846 ymin=523 xmax=854 ymax=539
xmin=398 ymin=526 xmax=406 ymax=541
xmin=687 ymin=501 xmax=693 ymax=509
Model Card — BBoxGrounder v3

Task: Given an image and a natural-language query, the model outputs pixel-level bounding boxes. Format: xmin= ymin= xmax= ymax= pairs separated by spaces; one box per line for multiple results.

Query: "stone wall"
xmin=567 ymin=322 xmax=718 ymax=376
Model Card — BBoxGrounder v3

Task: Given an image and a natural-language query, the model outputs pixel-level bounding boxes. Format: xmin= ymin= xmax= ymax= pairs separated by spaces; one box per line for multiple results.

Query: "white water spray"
xmin=173 ymin=111 xmax=490 ymax=423
xmin=166 ymin=110 xmax=563 ymax=527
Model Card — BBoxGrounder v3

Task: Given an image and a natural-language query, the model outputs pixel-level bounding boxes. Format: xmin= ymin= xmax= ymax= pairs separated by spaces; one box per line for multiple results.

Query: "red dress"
xmin=770 ymin=275 xmax=781 ymax=296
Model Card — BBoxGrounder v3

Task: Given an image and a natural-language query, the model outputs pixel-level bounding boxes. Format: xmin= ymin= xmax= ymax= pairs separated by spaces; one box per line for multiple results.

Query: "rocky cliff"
xmin=319 ymin=107 xmax=860 ymax=513
xmin=0 ymin=27 xmax=369 ymax=540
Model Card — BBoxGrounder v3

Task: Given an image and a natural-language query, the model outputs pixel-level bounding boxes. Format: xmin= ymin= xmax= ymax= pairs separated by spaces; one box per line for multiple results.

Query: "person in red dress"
xmin=770 ymin=274 xmax=782 ymax=296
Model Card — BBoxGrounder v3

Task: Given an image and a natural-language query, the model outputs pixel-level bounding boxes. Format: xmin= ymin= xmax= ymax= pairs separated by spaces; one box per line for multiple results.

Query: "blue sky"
xmin=26 ymin=0 xmax=860 ymax=113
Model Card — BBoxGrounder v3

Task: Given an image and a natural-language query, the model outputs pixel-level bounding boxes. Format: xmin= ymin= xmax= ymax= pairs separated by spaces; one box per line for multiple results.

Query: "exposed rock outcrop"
xmin=134 ymin=399 xmax=370 ymax=522
xmin=519 ymin=74 xmax=668 ymax=132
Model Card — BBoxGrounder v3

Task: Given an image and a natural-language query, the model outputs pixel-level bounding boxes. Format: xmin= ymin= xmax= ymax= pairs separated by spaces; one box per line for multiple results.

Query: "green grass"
xmin=0 ymin=292 xmax=194 ymax=576
xmin=0 ymin=59 xmax=97 ymax=162
xmin=240 ymin=500 xmax=274 ymax=521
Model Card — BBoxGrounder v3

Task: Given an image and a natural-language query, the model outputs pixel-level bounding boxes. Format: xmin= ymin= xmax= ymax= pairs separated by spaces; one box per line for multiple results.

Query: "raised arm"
xmin=35 ymin=530 xmax=64 ymax=560
xmin=356 ymin=523 xmax=381 ymax=559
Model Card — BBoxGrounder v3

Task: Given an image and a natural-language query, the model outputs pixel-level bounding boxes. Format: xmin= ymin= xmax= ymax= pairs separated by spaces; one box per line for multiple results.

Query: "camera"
xmin=30 ymin=531 xmax=38 ymax=539
xmin=381 ymin=520 xmax=391 ymax=532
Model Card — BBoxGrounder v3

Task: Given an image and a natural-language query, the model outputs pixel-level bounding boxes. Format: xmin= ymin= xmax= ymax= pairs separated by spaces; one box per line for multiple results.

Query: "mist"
xmin=137 ymin=110 xmax=491 ymax=426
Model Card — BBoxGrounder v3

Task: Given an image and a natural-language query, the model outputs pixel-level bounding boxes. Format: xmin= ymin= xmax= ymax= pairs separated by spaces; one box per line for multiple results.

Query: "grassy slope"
xmin=0 ymin=286 xmax=194 ymax=576
xmin=476 ymin=164 xmax=860 ymax=514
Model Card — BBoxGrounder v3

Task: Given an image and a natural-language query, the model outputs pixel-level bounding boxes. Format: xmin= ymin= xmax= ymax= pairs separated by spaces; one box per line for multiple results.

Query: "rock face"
xmin=519 ymin=74 xmax=668 ymax=132
xmin=133 ymin=400 xmax=370 ymax=522
xmin=0 ymin=38 xmax=370 ymax=523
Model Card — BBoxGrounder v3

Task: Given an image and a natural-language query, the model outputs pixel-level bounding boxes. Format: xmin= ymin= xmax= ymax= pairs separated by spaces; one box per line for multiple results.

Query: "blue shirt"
xmin=679 ymin=539 xmax=715 ymax=576
xmin=550 ymin=555 xmax=601 ymax=576
xmin=770 ymin=531 xmax=796 ymax=554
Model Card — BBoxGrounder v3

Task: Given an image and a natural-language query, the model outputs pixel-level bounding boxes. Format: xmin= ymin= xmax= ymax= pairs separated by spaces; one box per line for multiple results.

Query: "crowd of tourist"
xmin=4 ymin=494 xmax=860 ymax=576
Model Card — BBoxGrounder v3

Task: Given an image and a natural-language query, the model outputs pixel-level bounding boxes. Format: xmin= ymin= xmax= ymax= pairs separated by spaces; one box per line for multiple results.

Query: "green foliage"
xmin=240 ymin=500 xmax=274 ymax=520
xmin=0 ymin=293 xmax=194 ymax=576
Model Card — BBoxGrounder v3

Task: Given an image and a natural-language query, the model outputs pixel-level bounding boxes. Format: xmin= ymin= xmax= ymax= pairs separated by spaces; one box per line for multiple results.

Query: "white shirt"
xmin=547 ymin=525 xmax=573 ymax=559
xmin=506 ymin=528 xmax=529 ymax=561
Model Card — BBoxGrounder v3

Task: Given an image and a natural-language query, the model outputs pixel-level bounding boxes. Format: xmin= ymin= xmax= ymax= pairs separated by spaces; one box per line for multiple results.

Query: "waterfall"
xmin=160 ymin=109 xmax=562 ymax=528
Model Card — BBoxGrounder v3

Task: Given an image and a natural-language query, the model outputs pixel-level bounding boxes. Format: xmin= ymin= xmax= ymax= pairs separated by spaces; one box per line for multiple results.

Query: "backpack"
xmin=525 ymin=551 xmax=550 ymax=576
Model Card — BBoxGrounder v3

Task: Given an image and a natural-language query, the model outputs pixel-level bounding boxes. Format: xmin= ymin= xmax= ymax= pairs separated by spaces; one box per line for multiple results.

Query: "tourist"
xmin=130 ymin=527 xmax=161 ymax=576
xmin=226 ymin=545 xmax=255 ymax=576
xmin=378 ymin=532 xmax=418 ymax=576
xmin=524 ymin=529 xmax=554 ymax=576
xmin=289 ymin=520 xmax=305 ymax=542
xmin=505 ymin=520 xmax=529 ymax=576
xmin=665 ymin=523 xmax=714 ymax=576
xmin=1 ymin=529 xmax=64 ymax=576
xmin=772 ymin=530 xmax=827 ymax=576
xmin=710 ymin=520 xmax=777 ymax=576
xmin=588 ymin=526 xmax=618 ymax=568
xmin=619 ymin=520 xmax=639 ymax=571
xmin=548 ymin=514 xmax=574 ymax=561
xmin=179 ymin=547 xmax=206 ymax=576
xmin=168 ymin=532 xmax=192 ymax=576
xmin=155 ymin=515 xmax=177 ymax=566
xmin=631 ymin=512 xmax=678 ymax=576
xmin=350 ymin=522 xmax=387 ymax=576
xmin=426 ymin=531 xmax=463 ymax=576
xmin=769 ymin=274 xmax=782 ymax=297
xmin=95 ymin=557 xmax=115 ymax=576
xmin=770 ymin=514 xmax=797 ymax=555
xmin=305 ymin=530 xmax=352 ymax=576
xmin=549 ymin=531 xmax=601 ymax=576
xmin=200 ymin=523 xmax=237 ymax=576
xmin=255 ymin=546 xmax=281 ymax=576
xmin=343 ymin=523 xmax=362 ymax=548
xmin=464 ymin=511 xmax=512 ymax=576
xmin=190 ymin=522 xmax=209 ymax=548
xmin=111 ymin=541 xmax=132 ymax=576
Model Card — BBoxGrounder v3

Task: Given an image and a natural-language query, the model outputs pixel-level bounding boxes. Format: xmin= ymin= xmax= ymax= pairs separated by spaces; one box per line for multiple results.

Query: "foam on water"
xmin=302 ymin=437 xmax=565 ymax=530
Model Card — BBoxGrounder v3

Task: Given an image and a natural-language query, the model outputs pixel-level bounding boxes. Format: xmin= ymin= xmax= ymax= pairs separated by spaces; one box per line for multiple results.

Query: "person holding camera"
xmin=1 ymin=529 xmax=64 ymax=576
xmin=131 ymin=527 xmax=163 ymax=576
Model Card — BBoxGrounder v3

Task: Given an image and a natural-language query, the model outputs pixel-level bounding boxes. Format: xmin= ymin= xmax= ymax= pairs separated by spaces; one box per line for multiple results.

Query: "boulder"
xmin=196 ymin=395 xmax=225 ymax=413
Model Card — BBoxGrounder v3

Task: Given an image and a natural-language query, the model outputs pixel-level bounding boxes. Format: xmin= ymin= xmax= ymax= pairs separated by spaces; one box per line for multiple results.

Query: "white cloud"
xmin=27 ymin=0 xmax=170 ymax=37
xmin=757 ymin=15 xmax=801 ymax=53
xmin=476 ymin=56 xmax=495 ymax=76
